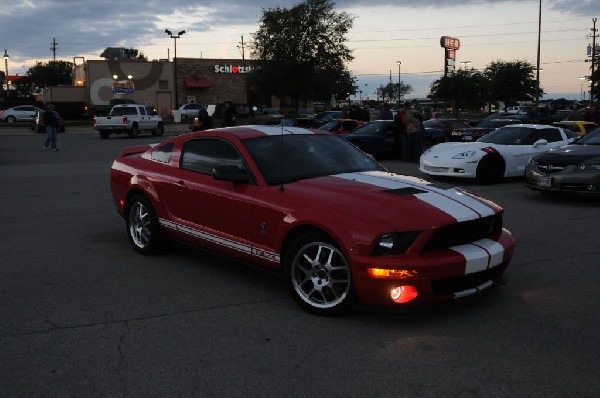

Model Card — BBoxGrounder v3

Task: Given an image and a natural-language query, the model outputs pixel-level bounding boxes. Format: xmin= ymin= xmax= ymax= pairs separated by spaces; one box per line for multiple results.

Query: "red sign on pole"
xmin=446 ymin=49 xmax=456 ymax=60
xmin=440 ymin=36 xmax=460 ymax=50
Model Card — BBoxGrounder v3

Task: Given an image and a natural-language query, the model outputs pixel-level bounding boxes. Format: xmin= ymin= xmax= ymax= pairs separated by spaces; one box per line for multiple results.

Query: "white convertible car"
xmin=419 ymin=124 xmax=577 ymax=183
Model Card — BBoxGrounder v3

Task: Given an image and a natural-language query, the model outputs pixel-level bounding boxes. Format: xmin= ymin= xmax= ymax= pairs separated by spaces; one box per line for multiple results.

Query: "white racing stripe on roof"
xmin=248 ymin=125 xmax=315 ymax=136
xmin=334 ymin=171 xmax=481 ymax=221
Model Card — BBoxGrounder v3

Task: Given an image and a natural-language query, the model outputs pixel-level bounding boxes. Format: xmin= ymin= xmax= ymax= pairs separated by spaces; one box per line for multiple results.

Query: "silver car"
xmin=0 ymin=105 xmax=43 ymax=123
xmin=179 ymin=103 xmax=206 ymax=120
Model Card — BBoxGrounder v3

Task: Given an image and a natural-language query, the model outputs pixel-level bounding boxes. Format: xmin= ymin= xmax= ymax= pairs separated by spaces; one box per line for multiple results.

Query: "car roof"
xmin=182 ymin=125 xmax=328 ymax=141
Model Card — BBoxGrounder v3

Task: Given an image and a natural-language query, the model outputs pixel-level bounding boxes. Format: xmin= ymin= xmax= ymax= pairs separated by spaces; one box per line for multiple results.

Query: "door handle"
xmin=174 ymin=180 xmax=186 ymax=190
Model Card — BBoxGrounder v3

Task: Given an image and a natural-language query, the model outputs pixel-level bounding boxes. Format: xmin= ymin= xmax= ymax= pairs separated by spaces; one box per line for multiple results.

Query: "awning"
xmin=184 ymin=78 xmax=212 ymax=88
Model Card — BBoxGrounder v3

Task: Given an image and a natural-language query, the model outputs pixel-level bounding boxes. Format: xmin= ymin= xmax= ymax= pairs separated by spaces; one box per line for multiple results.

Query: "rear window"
xmin=111 ymin=106 xmax=139 ymax=116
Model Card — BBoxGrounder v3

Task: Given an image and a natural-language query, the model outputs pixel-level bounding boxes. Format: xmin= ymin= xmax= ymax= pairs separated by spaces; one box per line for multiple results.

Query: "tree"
xmin=100 ymin=47 xmax=147 ymax=61
xmin=248 ymin=0 xmax=355 ymax=110
xmin=377 ymin=82 xmax=413 ymax=104
xmin=21 ymin=60 xmax=73 ymax=89
xmin=429 ymin=68 xmax=486 ymax=115
xmin=484 ymin=60 xmax=541 ymax=108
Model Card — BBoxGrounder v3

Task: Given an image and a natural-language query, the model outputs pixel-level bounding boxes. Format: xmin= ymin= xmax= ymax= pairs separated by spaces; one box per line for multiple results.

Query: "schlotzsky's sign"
xmin=214 ymin=64 xmax=253 ymax=74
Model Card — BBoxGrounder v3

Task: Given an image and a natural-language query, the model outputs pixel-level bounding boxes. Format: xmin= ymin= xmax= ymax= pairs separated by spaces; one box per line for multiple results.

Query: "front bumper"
xmin=525 ymin=166 xmax=600 ymax=194
xmin=349 ymin=228 xmax=516 ymax=308
xmin=419 ymin=157 xmax=480 ymax=178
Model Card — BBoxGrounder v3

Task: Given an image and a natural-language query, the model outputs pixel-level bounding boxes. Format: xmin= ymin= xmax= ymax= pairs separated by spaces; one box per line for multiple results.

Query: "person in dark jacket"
xmin=221 ymin=101 xmax=237 ymax=127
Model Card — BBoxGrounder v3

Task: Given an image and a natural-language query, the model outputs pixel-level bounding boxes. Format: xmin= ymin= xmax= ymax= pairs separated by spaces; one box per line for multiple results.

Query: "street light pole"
xmin=396 ymin=60 xmax=401 ymax=105
xmin=3 ymin=49 xmax=9 ymax=97
xmin=535 ymin=0 xmax=541 ymax=108
xmin=165 ymin=29 xmax=185 ymax=110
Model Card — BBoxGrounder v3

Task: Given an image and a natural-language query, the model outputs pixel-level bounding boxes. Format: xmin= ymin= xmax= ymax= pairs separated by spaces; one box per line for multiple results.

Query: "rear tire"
xmin=476 ymin=155 xmax=504 ymax=184
xmin=6 ymin=116 xmax=16 ymax=123
xmin=128 ymin=123 xmax=139 ymax=138
xmin=125 ymin=194 xmax=165 ymax=255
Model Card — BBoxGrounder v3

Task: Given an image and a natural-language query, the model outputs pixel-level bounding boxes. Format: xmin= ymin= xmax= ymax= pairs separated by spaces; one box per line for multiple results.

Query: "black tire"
xmin=128 ymin=123 xmax=139 ymax=138
xmin=125 ymin=194 xmax=165 ymax=255
xmin=99 ymin=131 xmax=110 ymax=139
xmin=283 ymin=232 xmax=354 ymax=315
xmin=6 ymin=116 xmax=16 ymax=123
xmin=152 ymin=123 xmax=165 ymax=136
xmin=476 ymin=154 xmax=504 ymax=184
xmin=181 ymin=114 xmax=188 ymax=120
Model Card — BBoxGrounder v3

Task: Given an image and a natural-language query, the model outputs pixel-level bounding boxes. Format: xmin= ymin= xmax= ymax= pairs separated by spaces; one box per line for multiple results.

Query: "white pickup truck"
xmin=93 ymin=104 xmax=164 ymax=139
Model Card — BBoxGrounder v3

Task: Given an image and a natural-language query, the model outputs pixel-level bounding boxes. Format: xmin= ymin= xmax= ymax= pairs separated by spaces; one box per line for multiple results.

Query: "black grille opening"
xmin=423 ymin=214 xmax=502 ymax=252
xmin=431 ymin=262 xmax=508 ymax=296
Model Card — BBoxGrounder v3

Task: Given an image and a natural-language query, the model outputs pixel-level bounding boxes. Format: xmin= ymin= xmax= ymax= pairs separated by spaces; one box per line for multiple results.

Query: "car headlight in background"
xmin=452 ymin=150 xmax=478 ymax=159
xmin=578 ymin=164 xmax=600 ymax=171
xmin=373 ymin=231 xmax=420 ymax=255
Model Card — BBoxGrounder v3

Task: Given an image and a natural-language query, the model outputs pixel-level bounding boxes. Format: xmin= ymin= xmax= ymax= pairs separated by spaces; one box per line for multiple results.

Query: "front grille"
xmin=423 ymin=214 xmax=503 ymax=252
xmin=431 ymin=262 xmax=508 ymax=296
xmin=424 ymin=165 xmax=450 ymax=173
xmin=537 ymin=162 xmax=565 ymax=175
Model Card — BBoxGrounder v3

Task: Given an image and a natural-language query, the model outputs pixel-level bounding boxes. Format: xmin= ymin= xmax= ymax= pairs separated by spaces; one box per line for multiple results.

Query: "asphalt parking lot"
xmin=1 ymin=125 xmax=599 ymax=397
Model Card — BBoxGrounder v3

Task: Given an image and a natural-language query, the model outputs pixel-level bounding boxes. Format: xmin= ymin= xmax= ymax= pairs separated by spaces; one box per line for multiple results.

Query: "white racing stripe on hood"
xmin=334 ymin=171 xmax=490 ymax=222
xmin=451 ymin=239 xmax=505 ymax=274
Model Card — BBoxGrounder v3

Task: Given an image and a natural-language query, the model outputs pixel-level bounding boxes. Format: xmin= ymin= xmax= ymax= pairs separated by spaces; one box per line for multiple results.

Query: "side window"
xmin=181 ymin=138 xmax=243 ymax=175
xmin=138 ymin=107 xmax=147 ymax=115
xmin=540 ymin=128 xmax=562 ymax=142
xmin=151 ymin=142 xmax=174 ymax=163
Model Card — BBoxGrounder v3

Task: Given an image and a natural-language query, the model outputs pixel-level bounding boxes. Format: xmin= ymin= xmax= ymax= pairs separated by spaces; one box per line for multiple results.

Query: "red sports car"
xmin=110 ymin=125 xmax=516 ymax=315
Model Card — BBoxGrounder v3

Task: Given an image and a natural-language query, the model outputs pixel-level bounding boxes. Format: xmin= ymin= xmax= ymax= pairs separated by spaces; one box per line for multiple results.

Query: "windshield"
xmin=479 ymin=126 xmax=544 ymax=145
xmin=575 ymin=129 xmax=600 ymax=145
xmin=243 ymin=134 xmax=384 ymax=185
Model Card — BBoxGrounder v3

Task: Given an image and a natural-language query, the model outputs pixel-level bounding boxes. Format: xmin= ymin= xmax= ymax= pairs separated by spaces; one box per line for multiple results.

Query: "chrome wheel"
xmin=128 ymin=201 xmax=152 ymax=249
xmin=288 ymin=237 xmax=352 ymax=312
xmin=125 ymin=195 xmax=164 ymax=254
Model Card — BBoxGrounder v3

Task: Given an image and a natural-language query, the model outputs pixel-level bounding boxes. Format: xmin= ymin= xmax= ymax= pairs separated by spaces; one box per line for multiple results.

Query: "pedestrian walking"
xmin=377 ymin=103 xmax=393 ymax=120
xmin=42 ymin=104 xmax=60 ymax=151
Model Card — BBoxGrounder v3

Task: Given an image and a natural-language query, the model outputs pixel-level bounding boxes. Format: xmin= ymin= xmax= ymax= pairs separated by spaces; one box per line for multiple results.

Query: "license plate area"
xmin=536 ymin=176 xmax=552 ymax=188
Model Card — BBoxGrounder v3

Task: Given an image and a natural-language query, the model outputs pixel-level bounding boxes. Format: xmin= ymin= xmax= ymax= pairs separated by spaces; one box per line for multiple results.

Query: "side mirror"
xmin=212 ymin=164 xmax=250 ymax=183
xmin=533 ymin=139 xmax=548 ymax=148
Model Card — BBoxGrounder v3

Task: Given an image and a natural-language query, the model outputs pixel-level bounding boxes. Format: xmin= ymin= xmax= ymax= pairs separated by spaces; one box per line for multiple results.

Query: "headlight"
xmin=452 ymin=150 xmax=478 ymax=159
xmin=422 ymin=147 xmax=433 ymax=156
xmin=578 ymin=164 xmax=600 ymax=171
xmin=373 ymin=231 xmax=420 ymax=255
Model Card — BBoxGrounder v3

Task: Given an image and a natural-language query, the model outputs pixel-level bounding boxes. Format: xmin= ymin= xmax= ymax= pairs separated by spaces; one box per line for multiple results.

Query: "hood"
xmin=425 ymin=142 xmax=494 ymax=156
xmin=534 ymin=144 xmax=600 ymax=163
xmin=284 ymin=171 xmax=500 ymax=232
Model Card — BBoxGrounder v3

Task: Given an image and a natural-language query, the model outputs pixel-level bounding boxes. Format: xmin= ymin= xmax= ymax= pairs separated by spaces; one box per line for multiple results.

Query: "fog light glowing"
xmin=368 ymin=268 xmax=418 ymax=279
xmin=391 ymin=285 xmax=418 ymax=303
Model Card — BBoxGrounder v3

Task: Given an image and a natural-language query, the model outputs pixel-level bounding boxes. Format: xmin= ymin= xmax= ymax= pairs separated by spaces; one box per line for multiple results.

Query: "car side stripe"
xmin=159 ymin=218 xmax=280 ymax=263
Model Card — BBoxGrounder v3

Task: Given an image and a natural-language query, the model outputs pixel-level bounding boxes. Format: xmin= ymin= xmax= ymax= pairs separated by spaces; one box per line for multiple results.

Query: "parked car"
xmin=318 ymin=119 xmax=363 ymax=134
xmin=281 ymin=118 xmax=326 ymax=129
xmin=31 ymin=110 xmax=66 ymax=133
xmin=525 ymin=127 xmax=600 ymax=194
xmin=420 ymin=124 xmax=577 ymax=183
xmin=110 ymin=125 xmax=515 ymax=315
xmin=179 ymin=103 xmax=206 ymax=120
xmin=552 ymin=121 xmax=598 ymax=136
xmin=94 ymin=104 xmax=164 ymax=139
xmin=340 ymin=120 xmax=400 ymax=159
xmin=423 ymin=118 xmax=471 ymax=139
xmin=450 ymin=118 xmax=523 ymax=142
xmin=0 ymin=105 xmax=43 ymax=123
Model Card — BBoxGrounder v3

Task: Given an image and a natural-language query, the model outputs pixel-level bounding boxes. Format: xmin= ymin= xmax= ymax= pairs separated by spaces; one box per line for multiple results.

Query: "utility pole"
xmin=591 ymin=18 xmax=598 ymax=102
xmin=534 ymin=0 xmax=541 ymax=108
xmin=50 ymin=38 xmax=58 ymax=61
xmin=238 ymin=35 xmax=245 ymax=60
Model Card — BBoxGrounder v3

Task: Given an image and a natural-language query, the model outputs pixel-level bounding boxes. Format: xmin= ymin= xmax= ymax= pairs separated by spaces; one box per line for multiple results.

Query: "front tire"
xmin=284 ymin=232 xmax=354 ymax=315
xmin=152 ymin=123 xmax=165 ymax=136
xmin=476 ymin=154 xmax=504 ymax=184
xmin=125 ymin=194 xmax=165 ymax=255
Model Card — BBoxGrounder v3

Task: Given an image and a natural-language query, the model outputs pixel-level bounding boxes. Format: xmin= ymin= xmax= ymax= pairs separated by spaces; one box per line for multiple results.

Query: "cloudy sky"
xmin=1 ymin=0 xmax=599 ymax=100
